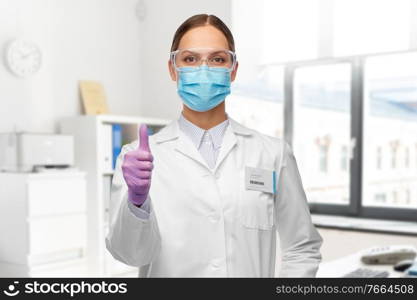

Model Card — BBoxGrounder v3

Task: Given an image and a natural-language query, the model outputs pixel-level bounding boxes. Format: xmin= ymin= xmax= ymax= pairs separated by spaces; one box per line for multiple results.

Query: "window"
xmin=293 ymin=63 xmax=351 ymax=205
xmin=318 ymin=143 xmax=329 ymax=173
xmin=390 ymin=142 xmax=398 ymax=169
xmin=415 ymin=144 xmax=417 ymax=169
xmin=376 ymin=146 xmax=382 ymax=170
xmin=227 ymin=66 xmax=284 ymax=138
xmin=341 ymin=145 xmax=348 ymax=171
xmin=232 ymin=1 xmax=417 ymax=221
xmin=406 ymin=189 xmax=411 ymax=204
xmin=374 ymin=193 xmax=387 ymax=203
xmin=363 ymin=52 xmax=417 ymax=210
xmin=284 ymin=52 xmax=417 ymax=220
xmin=392 ymin=191 xmax=398 ymax=204
xmin=405 ymin=147 xmax=410 ymax=168
xmin=228 ymin=1 xmax=291 ymax=137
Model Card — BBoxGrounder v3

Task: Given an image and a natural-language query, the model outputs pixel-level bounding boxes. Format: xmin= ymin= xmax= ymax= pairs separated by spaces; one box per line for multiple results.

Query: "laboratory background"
xmin=0 ymin=0 xmax=417 ymax=278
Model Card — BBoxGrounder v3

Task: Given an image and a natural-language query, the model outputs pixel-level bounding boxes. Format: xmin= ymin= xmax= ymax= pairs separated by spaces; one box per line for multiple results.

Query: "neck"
xmin=182 ymin=102 xmax=227 ymax=130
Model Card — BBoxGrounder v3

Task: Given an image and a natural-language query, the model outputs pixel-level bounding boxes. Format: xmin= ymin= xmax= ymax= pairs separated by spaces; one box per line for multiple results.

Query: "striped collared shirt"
xmin=178 ymin=114 xmax=229 ymax=169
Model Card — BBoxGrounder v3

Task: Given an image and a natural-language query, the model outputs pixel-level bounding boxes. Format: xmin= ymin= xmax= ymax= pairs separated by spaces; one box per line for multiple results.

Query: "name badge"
xmin=245 ymin=166 xmax=276 ymax=194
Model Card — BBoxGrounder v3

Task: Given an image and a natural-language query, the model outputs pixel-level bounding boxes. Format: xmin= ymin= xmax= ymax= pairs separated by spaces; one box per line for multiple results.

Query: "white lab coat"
xmin=106 ymin=118 xmax=322 ymax=277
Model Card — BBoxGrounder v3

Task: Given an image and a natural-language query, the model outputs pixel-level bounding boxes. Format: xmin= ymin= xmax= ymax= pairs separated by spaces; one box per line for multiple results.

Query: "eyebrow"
xmin=180 ymin=50 xmax=200 ymax=55
xmin=209 ymin=51 xmax=227 ymax=55
xmin=180 ymin=50 xmax=226 ymax=56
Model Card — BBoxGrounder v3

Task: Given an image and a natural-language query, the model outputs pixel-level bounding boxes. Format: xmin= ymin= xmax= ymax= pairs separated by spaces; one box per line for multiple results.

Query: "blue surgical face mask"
xmin=177 ymin=66 xmax=231 ymax=112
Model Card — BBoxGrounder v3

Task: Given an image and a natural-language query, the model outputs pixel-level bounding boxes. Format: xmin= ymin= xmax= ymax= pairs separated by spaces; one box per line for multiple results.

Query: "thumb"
xmin=138 ymin=124 xmax=150 ymax=152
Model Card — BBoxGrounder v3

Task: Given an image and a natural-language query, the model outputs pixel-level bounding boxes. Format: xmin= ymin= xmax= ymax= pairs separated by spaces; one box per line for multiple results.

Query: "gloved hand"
xmin=122 ymin=124 xmax=153 ymax=207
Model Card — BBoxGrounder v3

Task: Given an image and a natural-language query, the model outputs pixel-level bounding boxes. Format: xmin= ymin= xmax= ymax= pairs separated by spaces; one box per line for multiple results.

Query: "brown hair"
xmin=170 ymin=14 xmax=235 ymax=52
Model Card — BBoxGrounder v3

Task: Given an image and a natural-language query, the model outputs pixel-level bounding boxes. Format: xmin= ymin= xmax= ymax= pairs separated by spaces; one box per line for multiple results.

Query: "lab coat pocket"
xmin=239 ymin=176 xmax=275 ymax=230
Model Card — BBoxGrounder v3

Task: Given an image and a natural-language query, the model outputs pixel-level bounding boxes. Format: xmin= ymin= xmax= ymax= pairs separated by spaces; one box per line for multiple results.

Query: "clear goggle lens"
xmin=170 ymin=48 xmax=236 ymax=72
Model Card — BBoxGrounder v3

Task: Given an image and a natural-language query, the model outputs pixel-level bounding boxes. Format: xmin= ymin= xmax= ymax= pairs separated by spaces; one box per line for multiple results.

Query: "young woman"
xmin=106 ymin=14 xmax=322 ymax=277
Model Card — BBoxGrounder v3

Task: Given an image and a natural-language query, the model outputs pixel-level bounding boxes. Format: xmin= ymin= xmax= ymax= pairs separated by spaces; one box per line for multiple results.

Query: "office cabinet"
xmin=0 ymin=172 xmax=88 ymax=277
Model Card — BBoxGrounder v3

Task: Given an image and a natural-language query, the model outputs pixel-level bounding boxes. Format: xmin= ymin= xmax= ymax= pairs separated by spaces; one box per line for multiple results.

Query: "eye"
xmin=183 ymin=55 xmax=197 ymax=63
xmin=210 ymin=56 xmax=226 ymax=64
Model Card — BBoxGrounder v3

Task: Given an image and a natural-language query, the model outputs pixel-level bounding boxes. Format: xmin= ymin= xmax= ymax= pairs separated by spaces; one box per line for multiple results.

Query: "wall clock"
xmin=5 ymin=39 xmax=42 ymax=77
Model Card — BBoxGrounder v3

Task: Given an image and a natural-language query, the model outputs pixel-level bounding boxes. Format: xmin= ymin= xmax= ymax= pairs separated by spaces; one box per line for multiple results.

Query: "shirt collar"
xmin=154 ymin=117 xmax=252 ymax=144
xmin=178 ymin=113 xmax=229 ymax=149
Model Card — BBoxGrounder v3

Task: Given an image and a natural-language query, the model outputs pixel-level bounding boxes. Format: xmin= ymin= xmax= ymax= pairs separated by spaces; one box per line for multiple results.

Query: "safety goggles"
xmin=170 ymin=48 xmax=237 ymax=72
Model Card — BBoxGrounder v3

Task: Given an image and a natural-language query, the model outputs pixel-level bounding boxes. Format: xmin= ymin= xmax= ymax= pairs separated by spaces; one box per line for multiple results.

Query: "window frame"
xmin=283 ymin=51 xmax=417 ymax=221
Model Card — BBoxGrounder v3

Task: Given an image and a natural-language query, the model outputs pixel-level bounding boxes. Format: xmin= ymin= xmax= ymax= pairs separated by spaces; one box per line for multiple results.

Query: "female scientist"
xmin=106 ymin=14 xmax=322 ymax=277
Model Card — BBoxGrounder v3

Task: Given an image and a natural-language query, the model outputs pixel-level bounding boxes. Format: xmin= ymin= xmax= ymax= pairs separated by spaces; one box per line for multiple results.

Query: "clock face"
xmin=6 ymin=39 xmax=42 ymax=77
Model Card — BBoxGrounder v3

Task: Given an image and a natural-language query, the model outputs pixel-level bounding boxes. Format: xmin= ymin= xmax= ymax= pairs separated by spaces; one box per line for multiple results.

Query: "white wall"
xmin=0 ymin=0 xmax=232 ymax=134
xmin=138 ymin=0 xmax=232 ymax=120
xmin=0 ymin=0 xmax=142 ymax=133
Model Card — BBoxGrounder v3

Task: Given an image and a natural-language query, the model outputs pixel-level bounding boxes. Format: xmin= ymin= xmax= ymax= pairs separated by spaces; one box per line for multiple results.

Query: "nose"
xmin=200 ymin=58 xmax=209 ymax=67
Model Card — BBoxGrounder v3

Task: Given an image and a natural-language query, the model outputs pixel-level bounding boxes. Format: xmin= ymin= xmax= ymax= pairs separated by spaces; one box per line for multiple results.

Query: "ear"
xmin=231 ymin=61 xmax=238 ymax=82
xmin=168 ymin=60 xmax=177 ymax=81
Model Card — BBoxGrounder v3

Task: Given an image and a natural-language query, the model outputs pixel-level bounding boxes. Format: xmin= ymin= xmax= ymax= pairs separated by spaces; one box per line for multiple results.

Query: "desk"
xmin=317 ymin=250 xmax=406 ymax=278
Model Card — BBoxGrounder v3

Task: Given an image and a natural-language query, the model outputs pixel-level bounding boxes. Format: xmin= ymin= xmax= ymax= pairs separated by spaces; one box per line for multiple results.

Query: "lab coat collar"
xmin=154 ymin=117 xmax=253 ymax=171
xmin=229 ymin=118 xmax=253 ymax=137
xmin=154 ymin=117 xmax=252 ymax=144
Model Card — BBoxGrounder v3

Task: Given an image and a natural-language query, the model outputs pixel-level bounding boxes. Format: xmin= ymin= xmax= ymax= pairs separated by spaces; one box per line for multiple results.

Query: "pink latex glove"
xmin=122 ymin=124 xmax=153 ymax=207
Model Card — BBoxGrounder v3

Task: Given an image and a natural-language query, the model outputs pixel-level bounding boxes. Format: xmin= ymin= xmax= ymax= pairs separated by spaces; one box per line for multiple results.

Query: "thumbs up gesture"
xmin=122 ymin=124 xmax=153 ymax=206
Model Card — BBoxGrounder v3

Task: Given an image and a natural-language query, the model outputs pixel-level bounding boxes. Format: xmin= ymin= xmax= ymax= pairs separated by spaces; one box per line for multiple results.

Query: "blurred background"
xmin=0 ymin=0 xmax=416 ymax=278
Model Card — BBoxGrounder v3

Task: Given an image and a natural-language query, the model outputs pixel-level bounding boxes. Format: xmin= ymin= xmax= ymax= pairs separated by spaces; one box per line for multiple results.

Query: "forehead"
xmin=177 ymin=48 xmax=229 ymax=56
xmin=178 ymin=25 xmax=229 ymax=50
